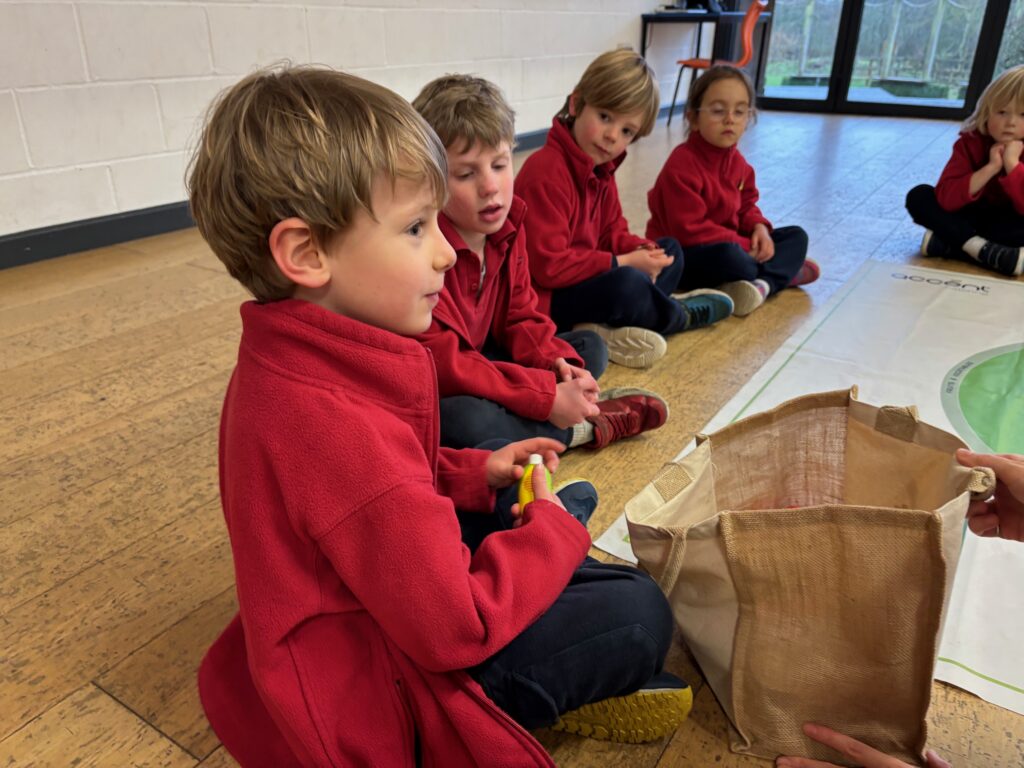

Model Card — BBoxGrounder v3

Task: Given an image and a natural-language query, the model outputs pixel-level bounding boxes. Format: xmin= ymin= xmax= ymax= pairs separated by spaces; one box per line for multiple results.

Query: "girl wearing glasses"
xmin=646 ymin=65 xmax=817 ymax=316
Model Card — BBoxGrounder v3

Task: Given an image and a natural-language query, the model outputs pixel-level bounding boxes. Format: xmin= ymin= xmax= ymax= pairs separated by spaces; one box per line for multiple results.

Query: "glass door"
xmin=844 ymin=0 xmax=987 ymax=109
xmin=762 ymin=0 xmax=845 ymax=101
xmin=757 ymin=0 xmax=1016 ymax=118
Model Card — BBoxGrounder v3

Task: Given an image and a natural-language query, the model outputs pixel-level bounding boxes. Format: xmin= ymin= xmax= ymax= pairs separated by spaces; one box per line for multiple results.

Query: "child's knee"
xmin=657 ymin=236 xmax=684 ymax=261
xmin=611 ymin=568 xmax=675 ymax=657
xmin=905 ymin=184 xmax=936 ymax=213
xmin=614 ymin=265 xmax=656 ymax=298
xmin=785 ymin=225 xmax=809 ymax=254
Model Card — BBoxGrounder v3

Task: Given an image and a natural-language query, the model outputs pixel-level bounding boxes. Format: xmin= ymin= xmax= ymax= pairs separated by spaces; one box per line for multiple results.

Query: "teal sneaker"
xmin=674 ymin=290 xmax=733 ymax=330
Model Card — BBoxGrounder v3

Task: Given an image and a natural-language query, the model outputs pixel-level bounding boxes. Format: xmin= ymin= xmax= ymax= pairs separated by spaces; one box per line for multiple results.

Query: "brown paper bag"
xmin=625 ymin=388 xmax=994 ymax=764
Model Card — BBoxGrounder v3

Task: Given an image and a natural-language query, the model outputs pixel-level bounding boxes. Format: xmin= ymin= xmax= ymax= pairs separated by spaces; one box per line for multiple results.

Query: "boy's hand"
xmin=549 ymin=379 xmax=601 ymax=429
xmin=617 ymin=247 xmax=674 ymax=281
xmin=485 ymin=438 xmax=563 ymax=489
xmin=956 ymin=448 xmax=1024 ymax=541
xmin=509 ymin=456 xmax=567 ymax=527
xmin=776 ymin=724 xmax=950 ymax=768
xmin=553 ymin=357 xmax=600 ymax=401
xmin=1003 ymin=139 xmax=1022 ymax=173
xmin=749 ymin=224 xmax=775 ymax=262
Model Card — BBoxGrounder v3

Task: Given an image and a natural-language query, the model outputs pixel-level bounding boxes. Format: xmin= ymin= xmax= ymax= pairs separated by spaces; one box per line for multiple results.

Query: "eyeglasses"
xmin=698 ymin=106 xmax=752 ymax=121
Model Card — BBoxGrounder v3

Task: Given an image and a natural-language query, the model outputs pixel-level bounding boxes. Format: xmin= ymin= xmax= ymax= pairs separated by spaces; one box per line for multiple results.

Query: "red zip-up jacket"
xmin=415 ymin=198 xmax=581 ymax=422
xmin=198 ymin=299 xmax=591 ymax=767
xmin=515 ymin=118 xmax=651 ymax=314
xmin=935 ymin=129 xmax=1024 ymax=214
xmin=646 ymin=131 xmax=771 ymax=252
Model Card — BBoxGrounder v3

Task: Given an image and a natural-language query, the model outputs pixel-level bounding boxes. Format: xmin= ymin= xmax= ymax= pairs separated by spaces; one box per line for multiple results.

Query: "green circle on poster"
xmin=941 ymin=344 xmax=1024 ymax=454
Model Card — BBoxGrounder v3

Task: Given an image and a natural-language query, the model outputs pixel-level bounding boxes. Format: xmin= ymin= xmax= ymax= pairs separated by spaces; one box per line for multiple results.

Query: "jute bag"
xmin=625 ymin=388 xmax=995 ymax=764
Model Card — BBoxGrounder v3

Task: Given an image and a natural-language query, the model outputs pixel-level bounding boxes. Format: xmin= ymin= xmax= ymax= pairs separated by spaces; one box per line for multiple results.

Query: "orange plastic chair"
xmin=667 ymin=0 xmax=769 ymax=126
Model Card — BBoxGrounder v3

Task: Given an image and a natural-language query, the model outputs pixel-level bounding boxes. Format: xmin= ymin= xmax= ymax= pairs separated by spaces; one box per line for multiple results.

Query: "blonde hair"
xmin=964 ymin=65 xmax=1024 ymax=136
xmin=557 ymin=49 xmax=660 ymax=139
xmin=187 ymin=65 xmax=447 ymax=302
xmin=413 ymin=74 xmax=516 ymax=152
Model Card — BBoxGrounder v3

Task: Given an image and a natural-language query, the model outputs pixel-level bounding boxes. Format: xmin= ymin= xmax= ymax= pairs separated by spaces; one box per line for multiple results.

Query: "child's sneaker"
xmin=551 ymin=672 xmax=693 ymax=743
xmin=717 ymin=279 xmax=767 ymax=316
xmin=573 ymin=324 xmax=667 ymax=368
xmin=977 ymin=241 xmax=1024 ymax=276
xmin=553 ymin=478 xmax=598 ymax=527
xmin=673 ymin=290 xmax=734 ymax=330
xmin=920 ymin=230 xmax=956 ymax=260
xmin=586 ymin=392 xmax=668 ymax=449
xmin=598 ymin=387 xmax=670 ymax=417
xmin=788 ymin=258 xmax=821 ymax=286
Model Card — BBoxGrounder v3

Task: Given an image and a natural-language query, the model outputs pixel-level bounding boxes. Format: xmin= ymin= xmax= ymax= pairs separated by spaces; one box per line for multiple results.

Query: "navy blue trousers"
xmin=677 ymin=226 xmax=809 ymax=295
xmin=439 ymin=330 xmax=608 ymax=449
xmin=906 ymin=184 xmax=1024 ymax=249
xmin=461 ymin=483 xmax=675 ymax=730
xmin=549 ymin=237 xmax=691 ymax=336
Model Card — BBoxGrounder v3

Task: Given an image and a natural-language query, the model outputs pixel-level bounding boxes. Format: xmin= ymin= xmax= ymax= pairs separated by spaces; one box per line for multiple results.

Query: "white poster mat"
xmin=595 ymin=261 xmax=1024 ymax=714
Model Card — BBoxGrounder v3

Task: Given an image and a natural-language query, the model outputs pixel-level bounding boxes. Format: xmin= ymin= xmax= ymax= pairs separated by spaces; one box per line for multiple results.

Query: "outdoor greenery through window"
xmin=763 ymin=0 xmax=1021 ymax=107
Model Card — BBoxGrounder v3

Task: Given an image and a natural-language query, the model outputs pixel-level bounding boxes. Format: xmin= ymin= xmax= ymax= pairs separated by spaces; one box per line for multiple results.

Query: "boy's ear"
xmin=269 ymin=218 xmax=331 ymax=289
xmin=568 ymin=92 xmax=579 ymax=117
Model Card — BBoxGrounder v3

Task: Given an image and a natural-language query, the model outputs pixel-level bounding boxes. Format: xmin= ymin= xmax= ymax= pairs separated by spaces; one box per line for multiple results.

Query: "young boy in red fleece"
xmin=412 ymin=74 xmax=669 ymax=452
xmin=187 ymin=66 xmax=692 ymax=767
xmin=516 ymin=49 xmax=734 ymax=369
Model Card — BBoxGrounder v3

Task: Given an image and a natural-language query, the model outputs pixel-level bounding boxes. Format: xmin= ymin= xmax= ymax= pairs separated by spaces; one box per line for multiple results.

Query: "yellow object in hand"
xmin=518 ymin=453 xmax=553 ymax=508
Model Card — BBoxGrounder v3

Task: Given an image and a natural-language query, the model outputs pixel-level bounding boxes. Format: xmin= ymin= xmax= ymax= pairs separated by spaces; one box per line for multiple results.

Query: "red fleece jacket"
xmin=515 ymin=118 xmax=650 ymax=313
xmin=415 ymin=198 xmax=581 ymax=422
xmin=198 ymin=299 xmax=591 ymax=767
xmin=646 ymin=131 xmax=772 ymax=252
xmin=935 ymin=129 xmax=1024 ymax=214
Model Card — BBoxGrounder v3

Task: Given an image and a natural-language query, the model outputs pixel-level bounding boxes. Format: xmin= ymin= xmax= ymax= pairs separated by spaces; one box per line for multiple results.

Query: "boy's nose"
xmin=435 ymin=237 xmax=457 ymax=271
xmin=479 ymin=173 xmax=498 ymax=197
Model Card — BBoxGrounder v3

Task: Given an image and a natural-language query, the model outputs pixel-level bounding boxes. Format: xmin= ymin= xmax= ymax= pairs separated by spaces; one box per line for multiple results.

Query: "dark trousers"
xmin=549 ymin=237 xmax=690 ymax=336
xmin=459 ymin=485 xmax=675 ymax=730
xmin=677 ymin=226 xmax=809 ymax=295
xmin=905 ymin=184 xmax=1024 ymax=249
xmin=439 ymin=330 xmax=608 ymax=449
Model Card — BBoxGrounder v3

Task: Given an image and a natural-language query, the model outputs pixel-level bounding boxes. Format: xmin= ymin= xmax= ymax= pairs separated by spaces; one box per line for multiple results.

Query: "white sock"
xmin=753 ymin=278 xmax=770 ymax=297
xmin=963 ymin=236 xmax=987 ymax=260
xmin=569 ymin=420 xmax=595 ymax=447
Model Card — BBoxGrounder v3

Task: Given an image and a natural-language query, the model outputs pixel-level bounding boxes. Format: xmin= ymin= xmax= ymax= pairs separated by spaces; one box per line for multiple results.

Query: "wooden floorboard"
xmin=1 ymin=110 xmax=1020 ymax=766
xmin=0 ymin=684 xmax=197 ymax=767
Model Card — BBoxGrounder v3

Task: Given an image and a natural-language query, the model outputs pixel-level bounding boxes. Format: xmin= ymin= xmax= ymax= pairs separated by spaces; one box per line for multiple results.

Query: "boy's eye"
xmin=455 ymin=171 xmax=473 ymax=180
xmin=407 ymin=221 xmax=424 ymax=237
xmin=623 ymin=128 xmax=634 ymax=137
xmin=493 ymin=162 xmax=508 ymax=171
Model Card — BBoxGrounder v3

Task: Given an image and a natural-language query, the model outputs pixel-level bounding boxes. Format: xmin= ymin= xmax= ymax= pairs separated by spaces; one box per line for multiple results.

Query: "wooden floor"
xmin=1 ymin=111 xmax=1021 ymax=767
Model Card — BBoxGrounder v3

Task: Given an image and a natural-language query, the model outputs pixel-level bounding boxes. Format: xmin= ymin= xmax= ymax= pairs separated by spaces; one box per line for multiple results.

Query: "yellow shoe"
xmin=551 ymin=673 xmax=693 ymax=743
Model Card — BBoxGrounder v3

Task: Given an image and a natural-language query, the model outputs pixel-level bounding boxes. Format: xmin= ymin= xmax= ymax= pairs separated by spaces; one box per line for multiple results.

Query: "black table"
xmin=640 ymin=9 xmax=772 ymax=88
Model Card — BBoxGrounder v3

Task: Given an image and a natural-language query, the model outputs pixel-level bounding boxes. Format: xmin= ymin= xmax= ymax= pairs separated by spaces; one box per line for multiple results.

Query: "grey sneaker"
xmin=921 ymin=230 xmax=956 ymax=259
xmin=717 ymin=279 xmax=767 ymax=316
xmin=977 ymin=241 xmax=1024 ymax=276
xmin=573 ymin=324 xmax=668 ymax=369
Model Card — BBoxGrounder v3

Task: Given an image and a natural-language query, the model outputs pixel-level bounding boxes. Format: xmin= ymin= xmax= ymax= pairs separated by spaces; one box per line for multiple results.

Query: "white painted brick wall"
xmin=0 ymin=0 xmax=704 ymax=240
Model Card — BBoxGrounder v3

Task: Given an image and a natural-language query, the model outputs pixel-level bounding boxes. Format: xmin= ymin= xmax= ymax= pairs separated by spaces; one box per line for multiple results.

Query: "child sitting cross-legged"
xmin=413 ymin=74 xmax=669 ymax=452
xmin=188 ymin=65 xmax=692 ymax=767
xmin=906 ymin=64 xmax=1024 ymax=277
xmin=516 ymin=49 xmax=734 ymax=368
xmin=647 ymin=65 xmax=818 ymax=316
